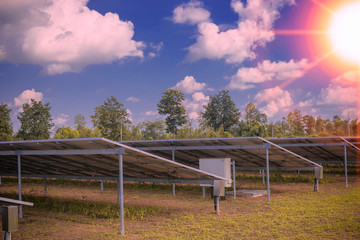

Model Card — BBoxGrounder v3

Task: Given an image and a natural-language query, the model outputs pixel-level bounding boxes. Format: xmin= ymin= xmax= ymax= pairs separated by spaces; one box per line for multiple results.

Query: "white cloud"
xmin=172 ymin=1 xmax=211 ymax=25
xmin=192 ymin=92 xmax=209 ymax=102
xmin=184 ymin=0 xmax=294 ymax=63
xmin=14 ymin=89 xmax=44 ymax=107
xmin=144 ymin=111 xmax=158 ymax=116
xmin=126 ymin=109 xmax=133 ymax=122
xmin=173 ymin=76 xmax=207 ymax=94
xmin=53 ymin=113 xmax=69 ymax=125
xmin=254 ymin=86 xmax=293 ymax=117
xmin=126 ymin=97 xmax=140 ymax=102
xmin=341 ymin=107 xmax=360 ymax=120
xmin=148 ymin=42 xmax=164 ymax=59
xmin=227 ymin=59 xmax=308 ymax=90
xmin=0 ymin=0 xmax=144 ymax=75
xmin=183 ymin=91 xmax=209 ymax=120
xmin=317 ymin=70 xmax=360 ymax=106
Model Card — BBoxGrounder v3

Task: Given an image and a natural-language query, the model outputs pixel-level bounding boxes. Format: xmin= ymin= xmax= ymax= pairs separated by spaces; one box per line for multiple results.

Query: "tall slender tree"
xmin=157 ymin=88 xmax=187 ymax=137
xmin=17 ymin=99 xmax=54 ymax=140
xmin=0 ymin=103 xmax=13 ymax=141
xmin=201 ymin=90 xmax=240 ymax=132
xmin=74 ymin=113 xmax=87 ymax=131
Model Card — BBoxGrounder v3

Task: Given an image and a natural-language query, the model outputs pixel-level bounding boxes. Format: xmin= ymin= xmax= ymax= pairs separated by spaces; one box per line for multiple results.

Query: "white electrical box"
xmin=199 ymin=158 xmax=232 ymax=187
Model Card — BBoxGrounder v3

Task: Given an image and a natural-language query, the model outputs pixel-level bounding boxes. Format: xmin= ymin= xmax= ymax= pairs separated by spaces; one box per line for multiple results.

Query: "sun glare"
xmin=329 ymin=2 xmax=360 ymax=64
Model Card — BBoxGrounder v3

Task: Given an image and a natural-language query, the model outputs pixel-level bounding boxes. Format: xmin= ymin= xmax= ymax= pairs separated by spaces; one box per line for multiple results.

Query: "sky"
xmin=1 ymin=0 xmax=360 ymax=132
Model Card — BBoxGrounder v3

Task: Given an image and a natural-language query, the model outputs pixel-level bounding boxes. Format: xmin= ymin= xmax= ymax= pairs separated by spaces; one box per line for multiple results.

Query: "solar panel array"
xmin=267 ymin=136 xmax=359 ymax=164
xmin=0 ymin=138 xmax=225 ymax=182
xmin=123 ymin=137 xmax=321 ymax=169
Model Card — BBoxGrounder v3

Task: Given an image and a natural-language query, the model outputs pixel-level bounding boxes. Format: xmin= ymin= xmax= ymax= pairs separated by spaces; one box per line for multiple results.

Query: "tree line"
xmin=1 ymin=89 xmax=359 ymax=141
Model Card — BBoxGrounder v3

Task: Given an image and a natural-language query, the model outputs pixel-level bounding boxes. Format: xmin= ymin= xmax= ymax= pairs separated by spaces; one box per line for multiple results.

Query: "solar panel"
xmin=0 ymin=138 xmax=225 ymax=183
xmin=122 ymin=137 xmax=321 ymax=170
xmin=267 ymin=136 xmax=359 ymax=164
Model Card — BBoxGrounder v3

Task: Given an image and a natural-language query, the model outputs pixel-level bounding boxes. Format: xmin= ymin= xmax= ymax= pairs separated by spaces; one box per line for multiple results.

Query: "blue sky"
xmin=0 ymin=0 xmax=359 ymax=131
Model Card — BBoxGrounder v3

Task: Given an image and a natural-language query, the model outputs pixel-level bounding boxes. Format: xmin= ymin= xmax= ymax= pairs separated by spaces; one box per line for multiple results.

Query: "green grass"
xmin=141 ymin=186 xmax=360 ymax=239
xmin=1 ymin=192 xmax=161 ymax=221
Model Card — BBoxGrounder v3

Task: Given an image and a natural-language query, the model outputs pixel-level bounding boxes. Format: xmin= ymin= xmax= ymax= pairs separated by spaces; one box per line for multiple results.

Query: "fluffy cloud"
xmin=172 ymin=1 xmax=211 ymax=25
xmin=53 ymin=113 xmax=69 ymax=125
xmin=184 ymin=91 xmax=209 ymax=120
xmin=317 ymin=70 xmax=360 ymax=106
xmin=126 ymin=97 xmax=140 ymax=102
xmin=173 ymin=76 xmax=207 ymax=94
xmin=14 ymin=89 xmax=44 ymax=107
xmin=182 ymin=0 xmax=294 ymax=63
xmin=0 ymin=0 xmax=144 ymax=74
xmin=228 ymin=59 xmax=309 ymax=90
xmin=254 ymin=86 xmax=293 ymax=117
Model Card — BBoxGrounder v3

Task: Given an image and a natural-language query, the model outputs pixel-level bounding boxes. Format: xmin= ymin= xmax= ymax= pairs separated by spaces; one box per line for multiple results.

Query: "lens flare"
xmin=329 ymin=2 xmax=360 ymax=64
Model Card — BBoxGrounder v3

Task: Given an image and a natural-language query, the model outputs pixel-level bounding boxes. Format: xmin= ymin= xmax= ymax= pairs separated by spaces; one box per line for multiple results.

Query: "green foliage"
xmin=200 ymin=90 xmax=240 ymax=132
xmin=91 ymin=96 xmax=130 ymax=141
xmin=54 ymin=126 xmax=80 ymax=139
xmin=139 ymin=119 xmax=166 ymax=140
xmin=157 ymin=88 xmax=187 ymax=136
xmin=237 ymin=102 xmax=267 ymax=137
xmin=1 ymin=192 xmax=160 ymax=220
xmin=0 ymin=103 xmax=13 ymax=141
xmin=17 ymin=99 xmax=54 ymax=140
xmin=74 ymin=113 xmax=87 ymax=131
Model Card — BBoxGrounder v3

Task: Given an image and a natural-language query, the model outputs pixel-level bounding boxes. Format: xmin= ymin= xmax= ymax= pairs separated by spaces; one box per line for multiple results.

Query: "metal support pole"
xmin=4 ymin=232 xmax=11 ymax=240
xmin=314 ymin=178 xmax=319 ymax=192
xmin=0 ymin=176 xmax=2 ymax=185
xmin=344 ymin=145 xmax=348 ymax=187
xmin=232 ymin=160 xmax=236 ymax=200
xmin=101 ymin=180 xmax=104 ymax=192
xmin=18 ymin=154 xmax=22 ymax=218
xmin=262 ymin=169 xmax=265 ymax=185
xmin=202 ymin=187 xmax=205 ymax=198
xmin=214 ymin=196 xmax=220 ymax=214
xmin=118 ymin=154 xmax=125 ymax=235
xmin=266 ymin=148 xmax=270 ymax=202
xmin=44 ymin=177 xmax=47 ymax=195
xmin=172 ymin=149 xmax=175 ymax=196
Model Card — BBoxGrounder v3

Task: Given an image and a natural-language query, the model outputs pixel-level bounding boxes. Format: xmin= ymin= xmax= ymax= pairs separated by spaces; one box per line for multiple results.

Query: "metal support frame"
xmin=118 ymin=154 xmax=124 ymax=235
xmin=101 ymin=180 xmax=104 ymax=192
xmin=214 ymin=196 xmax=220 ymax=214
xmin=266 ymin=148 xmax=270 ymax=202
xmin=0 ymin=175 xmax=2 ymax=185
xmin=314 ymin=178 xmax=319 ymax=192
xmin=172 ymin=148 xmax=175 ymax=196
xmin=18 ymin=154 xmax=22 ymax=218
xmin=44 ymin=177 xmax=47 ymax=194
xmin=202 ymin=187 xmax=205 ymax=198
xmin=232 ymin=160 xmax=236 ymax=200
xmin=344 ymin=145 xmax=348 ymax=187
xmin=262 ymin=169 xmax=265 ymax=185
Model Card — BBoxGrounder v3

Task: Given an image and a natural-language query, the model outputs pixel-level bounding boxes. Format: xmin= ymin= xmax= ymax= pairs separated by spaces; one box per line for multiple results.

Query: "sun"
xmin=329 ymin=2 xmax=360 ymax=64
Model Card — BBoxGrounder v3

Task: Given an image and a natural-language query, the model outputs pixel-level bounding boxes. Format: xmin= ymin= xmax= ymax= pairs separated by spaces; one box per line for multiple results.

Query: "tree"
xmin=91 ymin=96 xmax=130 ymax=141
xmin=286 ymin=110 xmax=304 ymax=137
xmin=0 ymin=104 xmax=13 ymax=141
xmin=17 ymin=99 xmax=54 ymax=140
xmin=74 ymin=114 xmax=87 ymax=131
xmin=54 ymin=126 xmax=80 ymax=139
xmin=303 ymin=114 xmax=316 ymax=136
xmin=200 ymin=90 xmax=240 ymax=132
xmin=241 ymin=102 xmax=267 ymax=136
xmin=157 ymin=89 xmax=187 ymax=137
xmin=139 ymin=120 xmax=166 ymax=140
xmin=315 ymin=116 xmax=325 ymax=135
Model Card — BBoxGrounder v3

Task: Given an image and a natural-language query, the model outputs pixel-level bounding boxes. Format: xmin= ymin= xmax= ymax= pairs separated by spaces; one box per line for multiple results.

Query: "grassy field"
xmin=0 ymin=171 xmax=359 ymax=239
